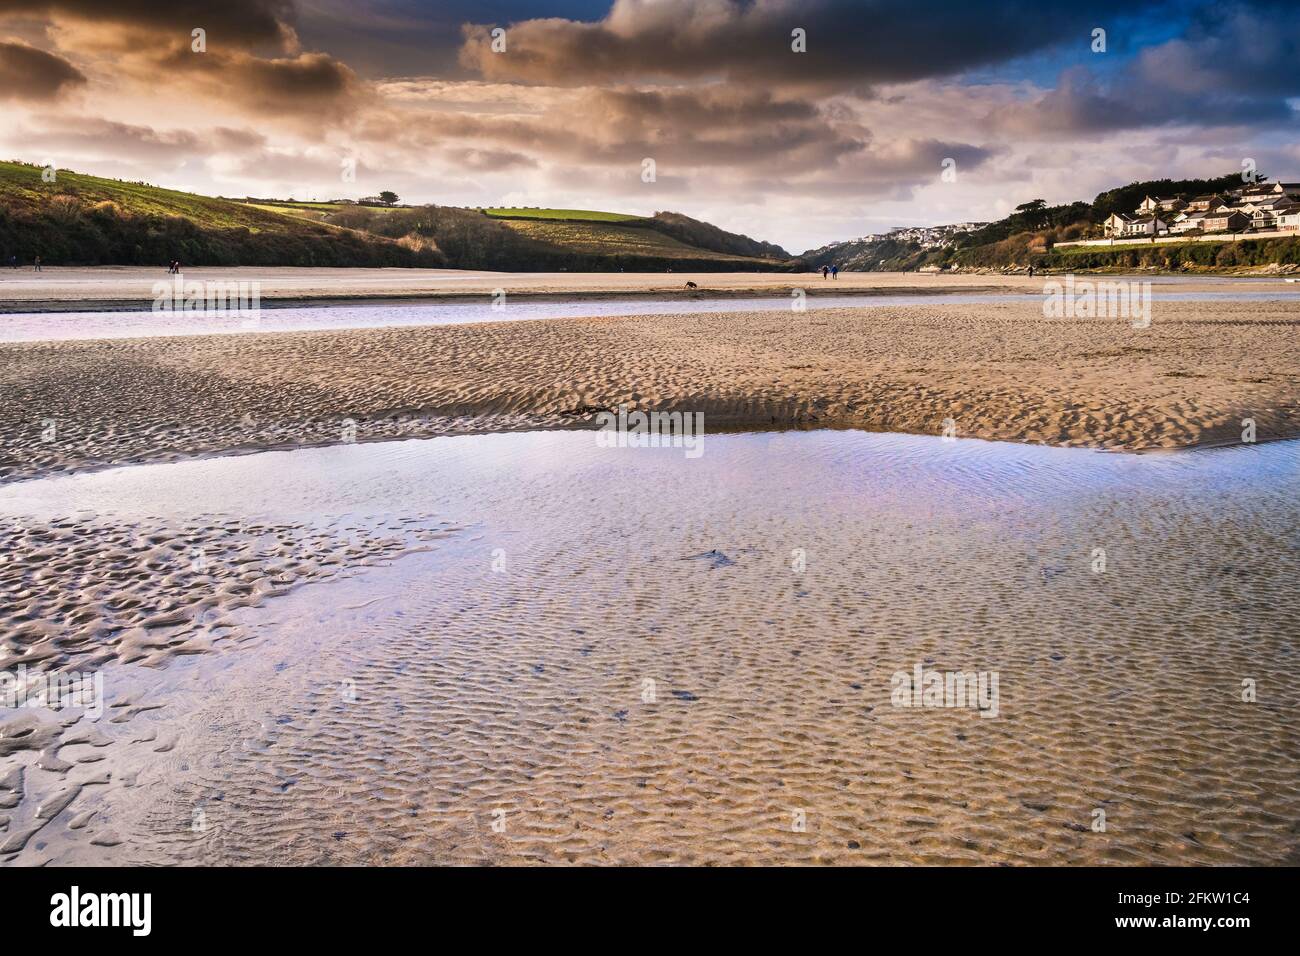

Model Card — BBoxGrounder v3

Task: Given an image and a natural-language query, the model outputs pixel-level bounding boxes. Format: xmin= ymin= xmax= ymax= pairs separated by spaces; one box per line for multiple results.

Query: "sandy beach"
xmin=2 ymin=271 xmax=1299 ymax=868
xmin=2 ymin=284 xmax=1297 ymax=482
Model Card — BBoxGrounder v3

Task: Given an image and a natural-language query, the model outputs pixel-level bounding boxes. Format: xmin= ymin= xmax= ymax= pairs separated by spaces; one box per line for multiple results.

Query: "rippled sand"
xmin=1 ymin=433 xmax=1296 ymax=865
xmin=3 ymin=298 xmax=1298 ymax=482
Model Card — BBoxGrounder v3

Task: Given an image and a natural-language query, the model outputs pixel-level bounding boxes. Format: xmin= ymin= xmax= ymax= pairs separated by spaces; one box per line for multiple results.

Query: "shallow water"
xmin=5 ymin=289 xmax=1300 ymax=341
xmin=1 ymin=431 xmax=1297 ymax=865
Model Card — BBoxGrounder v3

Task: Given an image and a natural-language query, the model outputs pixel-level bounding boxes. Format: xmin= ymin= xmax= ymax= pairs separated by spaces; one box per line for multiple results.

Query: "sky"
xmin=1 ymin=0 xmax=1297 ymax=253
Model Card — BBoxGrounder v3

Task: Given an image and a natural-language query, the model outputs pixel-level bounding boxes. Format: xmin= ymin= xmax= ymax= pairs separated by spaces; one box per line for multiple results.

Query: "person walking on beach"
xmin=7 ymin=254 xmax=15 ymax=269
xmin=821 ymin=265 xmax=829 ymax=279
xmin=831 ymin=264 xmax=839 ymax=279
xmin=33 ymin=256 xmax=41 ymax=272
xmin=1027 ymin=265 xmax=1035 ymax=278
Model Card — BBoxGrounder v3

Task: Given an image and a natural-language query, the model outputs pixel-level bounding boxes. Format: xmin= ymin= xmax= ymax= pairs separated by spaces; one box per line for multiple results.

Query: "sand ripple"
xmin=3 ymin=432 xmax=1287 ymax=866
xmin=2 ymin=299 xmax=1297 ymax=482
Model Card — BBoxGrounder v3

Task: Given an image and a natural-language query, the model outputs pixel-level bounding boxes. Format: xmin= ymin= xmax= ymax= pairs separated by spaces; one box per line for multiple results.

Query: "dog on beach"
xmin=685 ymin=281 xmax=697 ymax=289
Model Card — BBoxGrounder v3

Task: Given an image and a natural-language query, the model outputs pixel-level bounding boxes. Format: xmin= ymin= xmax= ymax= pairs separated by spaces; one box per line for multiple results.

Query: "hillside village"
xmin=859 ymin=222 xmax=990 ymax=249
xmin=1103 ymin=180 xmax=1300 ymax=238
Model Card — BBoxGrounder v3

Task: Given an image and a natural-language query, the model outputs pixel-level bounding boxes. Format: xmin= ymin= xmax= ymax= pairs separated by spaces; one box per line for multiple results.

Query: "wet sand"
xmin=2 ymin=278 xmax=1297 ymax=867
xmin=2 ymin=297 xmax=1298 ymax=481
xmin=2 ymin=266 xmax=1294 ymax=312
xmin=2 ymin=432 xmax=1297 ymax=865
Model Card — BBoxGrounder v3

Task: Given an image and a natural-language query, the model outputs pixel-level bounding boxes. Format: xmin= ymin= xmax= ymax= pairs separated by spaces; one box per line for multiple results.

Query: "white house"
xmin=1137 ymin=195 xmax=1184 ymax=213
xmin=1275 ymin=204 xmax=1300 ymax=230
xmin=1103 ymin=212 xmax=1134 ymax=237
xmin=1124 ymin=214 xmax=1167 ymax=236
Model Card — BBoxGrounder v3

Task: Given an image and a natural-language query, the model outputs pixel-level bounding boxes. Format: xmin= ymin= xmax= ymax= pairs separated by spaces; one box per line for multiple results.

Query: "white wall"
xmin=1055 ymin=227 xmax=1298 ymax=249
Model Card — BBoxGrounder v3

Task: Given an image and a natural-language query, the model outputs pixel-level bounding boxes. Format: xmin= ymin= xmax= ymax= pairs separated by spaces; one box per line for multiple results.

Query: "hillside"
xmin=647 ymin=212 xmax=789 ymax=260
xmin=0 ymin=162 xmax=441 ymax=267
xmin=494 ymin=217 xmax=764 ymax=262
xmin=481 ymin=208 xmax=788 ymax=259
xmin=0 ymin=163 xmax=791 ymax=270
xmin=794 ymin=172 xmax=1300 ymax=274
xmin=297 ymin=203 xmax=789 ymax=271
xmin=483 ymin=207 xmax=644 ymax=222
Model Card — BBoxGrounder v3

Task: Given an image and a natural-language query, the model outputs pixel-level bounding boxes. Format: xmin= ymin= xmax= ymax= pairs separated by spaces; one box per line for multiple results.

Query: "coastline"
xmin=2 ymin=266 xmax=1294 ymax=314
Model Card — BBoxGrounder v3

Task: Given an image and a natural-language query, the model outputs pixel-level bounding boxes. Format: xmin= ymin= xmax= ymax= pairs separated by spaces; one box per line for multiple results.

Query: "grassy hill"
xmin=286 ymin=201 xmax=789 ymax=271
xmin=0 ymin=162 xmax=789 ymax=270
xmin=483 ymin=207 xmax=789 ymax=260
xmin=0 ymin=161 xmax=440 ymax=267
xmin=495 ymin=217 xmax=762 ymax=261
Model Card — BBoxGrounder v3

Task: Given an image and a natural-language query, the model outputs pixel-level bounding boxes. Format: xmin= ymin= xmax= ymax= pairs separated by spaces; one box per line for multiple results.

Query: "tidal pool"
xmin=6 ymin=289 xmax=1300 ymax=341
xmin=1 ymin=431 xmax=1296 ymax=865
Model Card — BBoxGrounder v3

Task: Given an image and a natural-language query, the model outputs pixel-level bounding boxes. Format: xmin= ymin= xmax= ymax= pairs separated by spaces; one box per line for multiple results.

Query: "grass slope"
xmin=498 ymin=218 xmax=761 ymax=260
xmin=0 ymin=161 xmax=440 ymax=267
xmin=0 ymin=162 xmax=788 ymax=271
xmin=288 ymin=203 xmax=786 ymax=270
xmin=483 ymin=207 xmax=644 ymax=222
xmin=241 ymin=200 xmax=406 ymax=222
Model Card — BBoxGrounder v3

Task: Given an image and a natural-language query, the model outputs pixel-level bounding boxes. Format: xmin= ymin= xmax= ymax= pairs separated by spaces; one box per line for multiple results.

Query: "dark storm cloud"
xmin=459 ymin=0 xmax=1152 ymax=88
xmin=0 ymin=0 xmax=298 ymax=49
xmin=1148 ymin=0 xmax=1300 ymax=98
xmin=0 ymin=0 xmax=362 ymax=118
xmin=0 ymin=38 xmax=84 ymax=99
xmin=1003 ymin=67 xmax=1293 ymax=136
xmin=1003 ymin=2 xmax=1300 ymax=135
xmin=151 ymin=45 xmax=362 ymax=117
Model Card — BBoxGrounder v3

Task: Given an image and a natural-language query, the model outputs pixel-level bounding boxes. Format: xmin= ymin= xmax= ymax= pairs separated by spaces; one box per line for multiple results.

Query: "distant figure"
xmin=167 ymin=260 xmax=177 ymax=274
xmin=1027 ymin=265 xmax=1035 ymax=278
xmin=685 ymin=281 xmax=698 ymax=289
xmin=821 ymin=265 xmax=829 ymax=279
xmin=33 ymin=256 xmax=41 ymax=272
xmin=7 ymin=255 xmax=16 ymax=269
xmin=831 ymin=264 xmax=839 ymax=279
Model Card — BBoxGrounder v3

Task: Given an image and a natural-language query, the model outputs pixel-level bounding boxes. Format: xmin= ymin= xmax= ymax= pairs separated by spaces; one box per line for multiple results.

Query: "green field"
xmin=498 ymin=217 xmax=759 ymax=260
xmin=483 ymin=207 xmax=645 ymax=222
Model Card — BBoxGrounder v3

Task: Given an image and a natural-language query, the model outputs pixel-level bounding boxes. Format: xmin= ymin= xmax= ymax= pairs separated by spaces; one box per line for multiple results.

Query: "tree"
xmin=378 ymin=191 xmax=399 ymax=207
xmin=1014 ymin=199 xmax=1048 ymax=228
